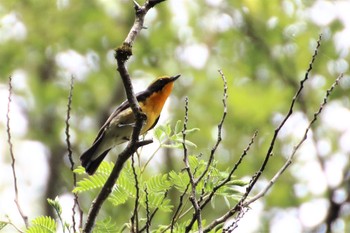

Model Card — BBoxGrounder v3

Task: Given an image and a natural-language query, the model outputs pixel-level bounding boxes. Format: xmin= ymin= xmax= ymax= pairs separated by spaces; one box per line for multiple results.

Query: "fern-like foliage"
xmin=74 ymin=122 xmax=247 ymax=231
xmin=94 ymin=217 xmax=120 ymax=233
xmin=154 ymin=120 xmax=199 ymax=148
xmin=73 ymin=162 xmax=114 ymax=193
xmin=26 ymin=216 xmax=56 ymax=233
xmin=47 ymin=197 xmax=62 ymax=216
xmin=108 ymin=186 xmax=129 ymax=206
xmin=144 ymin=174 xmax=171 ymax=193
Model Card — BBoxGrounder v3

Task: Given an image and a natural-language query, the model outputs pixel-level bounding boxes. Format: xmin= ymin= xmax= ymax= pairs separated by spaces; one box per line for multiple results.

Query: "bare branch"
xmin=7 ymin=76 xmax=29 ymax=228
xmin=196 ymin=69 xmax=228 ymax=185
xmin=65 ymin=76 xmax=83 ymax=230
xmin=186 ymin=70 xmax=231 ymax=231
xmin=130 ymin=154 xmax=140 ymax=233
xmin=83 ymin=1 xmax=166 ymax=231
xmin=223 ymin=207 xmax=249 ymax=232
xmin=170 ymin=184 xmax=190 ymax=233
xmin=203 ymin=34 xmax=323 ymax=232
xmin=245 ymin=73 xmax=344 ymax=206
xmin=4 ymin=215 xmax=24 ymax=233
xmin=182 ymin=97 xmax=189 ymax=166
xmin=181 ymin=97 xmax=202 ymax=232
xmin=144 ymin=187 xmax=150 ymax=233
xmin=200 ymin=131 xmax=258 ymax=209
xmin=140 ymin=191 xmax=168 ymax=232
xmin=124 ymin=0 xmax=167 ymax=47
xmin=242 ymin=34 xmax=323 ymax=200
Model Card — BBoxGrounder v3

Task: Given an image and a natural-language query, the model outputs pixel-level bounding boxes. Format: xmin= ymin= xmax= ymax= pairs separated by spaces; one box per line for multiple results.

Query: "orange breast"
xmin=140 ymin=82 xmax=174 ymax=133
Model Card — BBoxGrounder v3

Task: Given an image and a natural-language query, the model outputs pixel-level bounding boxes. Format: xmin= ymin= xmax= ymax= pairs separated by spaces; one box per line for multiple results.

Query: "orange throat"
xmin=140 ymin=82 xmax=174 ymax=131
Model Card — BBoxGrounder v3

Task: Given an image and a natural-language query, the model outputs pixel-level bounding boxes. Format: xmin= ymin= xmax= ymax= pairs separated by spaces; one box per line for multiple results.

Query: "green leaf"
xmin=94 ymin=217 xmax=119 ymax=233
xmin=154 ymin=124 xmax=172 ymax=142
xmin=117 ymin=164 xmax=136 ymax=196
xmin=26 ymin=216 xmax=56 ymax=233
xmin=188 ymin=155 xmax=199 ymax=170
xmin=73 ymin=166 xmax=86 ymax=175
xmin=47 ymin=197 xmax=62 ymax=216
xmin=183 ymin=127 xmax=200 ymax=135
xmin=169 ymin=171 xmax=190 ymax=192
xmin=154 ymin=126 xmax=165 ymax=141
xmin=96 ymin=161 xmax=114 ymax=174
xmin=227 ymin=179 xmax=249 ymax=186
xmin=174 ymin=120 xmax=182 ymax=134
xmin=153 ymin=225 xmax=170 ymax=233
xmin=145 ymin=174 xmax=171 ymax=193
xmin=74 ymin=161 xmax=114 ymax=193
xmin=173 ymin=121 xmax=200 ymax=135
xmin=108 ymin=186 xmax=129 ymax=206
xmin=141 ymin=192 xmax=173 ymax=212
xmin=157 ymin=198 xmax=173 ymax=212
xmin=164 ymin=138 xmax=197 ymax=148
xmin=73 ymin=173 xmax=107 ymax=193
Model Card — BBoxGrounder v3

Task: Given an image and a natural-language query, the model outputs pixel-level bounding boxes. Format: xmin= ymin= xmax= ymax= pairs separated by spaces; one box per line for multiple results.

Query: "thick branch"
xmin=83 ymin=1 xmax=166 ymax=232
xmin=83 ymin=140 xmax=152 ymax=232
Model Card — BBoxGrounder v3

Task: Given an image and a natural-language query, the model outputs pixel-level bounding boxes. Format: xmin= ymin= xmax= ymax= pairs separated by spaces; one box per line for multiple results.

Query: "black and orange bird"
xmin=80 ymin=75 xmax=180 ymax=175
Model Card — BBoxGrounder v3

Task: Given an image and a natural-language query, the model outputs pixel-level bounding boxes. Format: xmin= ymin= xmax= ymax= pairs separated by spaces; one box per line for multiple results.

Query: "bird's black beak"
xmin=170 ymin=74 xmax=181 ymax=81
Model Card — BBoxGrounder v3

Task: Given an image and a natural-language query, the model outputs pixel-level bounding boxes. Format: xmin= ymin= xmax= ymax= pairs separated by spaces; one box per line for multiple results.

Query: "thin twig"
xmin=65 ymin=76 xmax=83 ymax=231
xmin=170 ymin=184 xmax=190 ymax=233
xmin=186 ymin=70 xmax=229 ymax=231
xmin=182 ymin=97 xmax=189 ymax=168
xmin=200 ymin=131 xmax=258 ymax=209
xmin=245 ymin=73 xmax=344 ymax=206
xmin=124 ymin=0 xmax=167 ymax=47
xmin=130 ymin=154 xmax=140 ymax=233
xmin=140 ymin=190 xmax=168 ymax=232
xmin=245 ymin=33 xmax=323 ymax=199
xmin=83 ymin=1 xmax=166 ymax=232
xmin=202 ymin=34 xmax=323 ymax=232
xmin=195 ymin=69 xmax=228 ymax=185
xmin=7 ymin=76 xmax=29 ymax=228
xmin=223 ymin=207 xmax=249 ymax=232
xmin=198 ymin=164 xmax=214 ymax=204
xmin=144 ymin=187 xmax=150 ymax=233
xmin=181 ymin=97 xmax=203 ymax=233
xmin=5 ymin=216 xmax=24 ymax=233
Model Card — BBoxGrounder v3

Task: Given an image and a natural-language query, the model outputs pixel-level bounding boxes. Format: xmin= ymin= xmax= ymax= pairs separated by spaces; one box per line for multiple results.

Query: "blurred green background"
xmin=1 ymin=0 xmax=349 ymax=232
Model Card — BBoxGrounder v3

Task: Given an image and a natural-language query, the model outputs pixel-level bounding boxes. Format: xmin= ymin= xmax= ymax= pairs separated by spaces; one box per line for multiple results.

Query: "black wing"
xmin=93 ymin=89 xmax=152 ymax=143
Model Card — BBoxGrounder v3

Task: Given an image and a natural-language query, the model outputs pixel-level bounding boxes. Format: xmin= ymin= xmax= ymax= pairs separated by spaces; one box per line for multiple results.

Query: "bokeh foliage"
xmin=1 ymin=0 xmax=349 ymax=232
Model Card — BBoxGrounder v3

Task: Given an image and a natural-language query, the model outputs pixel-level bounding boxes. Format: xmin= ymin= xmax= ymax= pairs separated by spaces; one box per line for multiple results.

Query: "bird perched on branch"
xmin=80 ymin=75 xmax=180 ymax=175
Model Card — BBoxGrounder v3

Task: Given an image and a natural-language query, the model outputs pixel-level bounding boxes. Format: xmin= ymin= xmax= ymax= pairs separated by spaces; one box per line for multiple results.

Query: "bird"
xmin=80 ymin=74 xmax=180 ymax=175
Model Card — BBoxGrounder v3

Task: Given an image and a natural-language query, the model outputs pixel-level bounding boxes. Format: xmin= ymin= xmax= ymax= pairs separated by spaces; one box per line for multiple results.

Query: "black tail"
xmin=81 ymin=148 xmax=110 ymax=175
xmin=80 ymin=138 xmax=111 ymax=175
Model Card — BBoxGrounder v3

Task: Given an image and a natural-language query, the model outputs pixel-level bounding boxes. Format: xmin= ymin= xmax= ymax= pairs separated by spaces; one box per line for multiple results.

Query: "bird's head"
xmin=146 ymin=74 xmax=180 ymax=93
